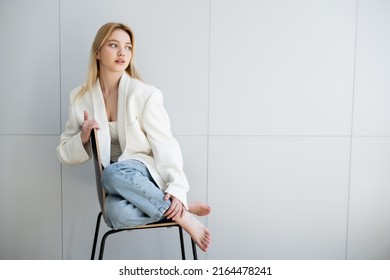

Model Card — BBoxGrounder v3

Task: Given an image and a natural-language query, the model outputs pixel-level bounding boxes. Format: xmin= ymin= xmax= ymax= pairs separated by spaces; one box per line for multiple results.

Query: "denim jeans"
xmin=101 ymin=159 xmax=171 ymax=229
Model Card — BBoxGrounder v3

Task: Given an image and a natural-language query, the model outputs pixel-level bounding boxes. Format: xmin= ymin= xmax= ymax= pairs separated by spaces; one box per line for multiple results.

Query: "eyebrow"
xmin=107 ymin=39 xmax=132 ymax=45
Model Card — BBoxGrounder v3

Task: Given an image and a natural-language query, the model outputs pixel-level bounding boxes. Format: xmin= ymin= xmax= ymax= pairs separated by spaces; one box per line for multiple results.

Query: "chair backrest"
xmin=90 ymin=128 xmax=106 ymax=217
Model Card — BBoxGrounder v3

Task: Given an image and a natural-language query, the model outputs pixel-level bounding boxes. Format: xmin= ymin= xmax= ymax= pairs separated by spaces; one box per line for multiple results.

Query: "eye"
xmin=125 ymin=45 xmax=132 ymax=50
xmin=109 ymin=43 xmax=117 ymax=48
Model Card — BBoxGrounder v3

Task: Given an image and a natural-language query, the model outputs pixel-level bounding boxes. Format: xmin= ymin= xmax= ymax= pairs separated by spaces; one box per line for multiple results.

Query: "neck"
xmin=99 ymin=70 xmax=122 ymax=96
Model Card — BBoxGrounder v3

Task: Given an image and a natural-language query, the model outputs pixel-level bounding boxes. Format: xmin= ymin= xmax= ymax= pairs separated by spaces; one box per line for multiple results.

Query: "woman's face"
xmin=96 ymin=29 xmax=132 ymax=74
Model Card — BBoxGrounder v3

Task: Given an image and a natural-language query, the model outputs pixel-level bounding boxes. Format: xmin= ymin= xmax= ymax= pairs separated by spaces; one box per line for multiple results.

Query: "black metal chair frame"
xmin=90 ymin=129 xmax=198 ymax=260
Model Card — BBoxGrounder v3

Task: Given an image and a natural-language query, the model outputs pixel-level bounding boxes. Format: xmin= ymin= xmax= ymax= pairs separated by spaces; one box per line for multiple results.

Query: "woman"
xmin=57 ymin=22 xmax=211 ymax=252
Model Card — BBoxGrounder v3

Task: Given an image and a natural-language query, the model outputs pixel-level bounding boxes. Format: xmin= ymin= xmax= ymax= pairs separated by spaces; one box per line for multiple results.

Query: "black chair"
xmin=90 ymin=128 xmax=198 ymax=260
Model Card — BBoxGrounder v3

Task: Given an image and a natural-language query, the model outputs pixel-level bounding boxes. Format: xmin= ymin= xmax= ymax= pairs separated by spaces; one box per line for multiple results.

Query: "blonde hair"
xmin=77 ymin=22 xmax=141 ymax=97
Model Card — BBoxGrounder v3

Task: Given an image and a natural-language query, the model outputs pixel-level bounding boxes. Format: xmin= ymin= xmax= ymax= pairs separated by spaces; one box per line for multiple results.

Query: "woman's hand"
xmin=81 ymin=111 xmax=100 ymax=145
xmin=164 ymin=193 xmax=184 ymax=221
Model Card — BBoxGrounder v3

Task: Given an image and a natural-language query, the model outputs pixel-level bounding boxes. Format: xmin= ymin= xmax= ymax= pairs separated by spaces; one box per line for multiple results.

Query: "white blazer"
xmin=57 ymin=72 xmax=189 ymax=208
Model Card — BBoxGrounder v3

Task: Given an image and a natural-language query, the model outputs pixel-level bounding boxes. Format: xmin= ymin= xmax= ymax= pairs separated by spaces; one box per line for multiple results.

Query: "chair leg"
xmin=178 ymin=226 xmax=186 ymax=260
xmin=99 ymin=229 xmax=117 ymax=260
xmin=191 ymin=238 xmax=198 ymax=260
xmin=91 ymin=212 xmax=103 ymax=260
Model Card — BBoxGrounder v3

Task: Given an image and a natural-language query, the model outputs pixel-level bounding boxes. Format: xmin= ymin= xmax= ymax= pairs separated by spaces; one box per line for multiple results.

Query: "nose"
xmin=117 ymin=47 xmax=125 ymax=57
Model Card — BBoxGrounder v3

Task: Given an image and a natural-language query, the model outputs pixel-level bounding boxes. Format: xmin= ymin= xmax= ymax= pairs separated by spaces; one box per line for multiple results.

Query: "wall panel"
xmin=347 ymin=138 xmax=390 ymax=259
xmin=353 ymin=0 xmax=390 ymax=136
xmin=0 ymin=136 xmax=62 ymax=259
xmin=0 ymin=0 xmax=60 ymax=134
xmin=209 ymin=0 xmax=356 ymax=136
xmin=208 ymin=136 xmax=350 ymax=259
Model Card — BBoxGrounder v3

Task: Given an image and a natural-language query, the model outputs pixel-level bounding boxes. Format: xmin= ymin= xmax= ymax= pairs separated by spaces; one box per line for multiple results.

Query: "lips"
xmin=115 ymin=59 xmax=125 ymax=64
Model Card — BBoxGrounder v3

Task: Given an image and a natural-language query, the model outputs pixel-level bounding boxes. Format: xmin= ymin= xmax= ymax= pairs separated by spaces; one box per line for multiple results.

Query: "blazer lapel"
xmin=117 ymin=72 xmax=129 ymax=154
xmin=91 ymin=79 xmax=110 ymax=167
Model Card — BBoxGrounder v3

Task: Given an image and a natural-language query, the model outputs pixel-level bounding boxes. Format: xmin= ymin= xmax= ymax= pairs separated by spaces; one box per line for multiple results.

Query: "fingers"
xmin=167 ymin=204 xmax=178 ymax=219
xmin=83 ymin=120 xmax=100 ymax=131
xmin=167 ymin=205 xmax=181 ymax=220
xmin=84 ymin=110 xmax=89 ymax=121
xmin=164 ymin=203 xmax=175 ymax=219
xmin=81 ymin=111 xmax=100 ymax=144
xmin=164 ymin=195 xmax=184 ymax=221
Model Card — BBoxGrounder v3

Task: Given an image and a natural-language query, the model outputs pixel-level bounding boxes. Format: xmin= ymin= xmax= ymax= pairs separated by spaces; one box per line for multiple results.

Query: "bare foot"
xmin=175 ymin=210 xmax=211 ymax=252
xmin=188 ymin=201 xmax=211 ymax=216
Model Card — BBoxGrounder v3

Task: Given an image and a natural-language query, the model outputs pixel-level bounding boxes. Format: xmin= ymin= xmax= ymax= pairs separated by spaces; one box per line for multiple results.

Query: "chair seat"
xmin=119 ymin=221 xmax=179 ymax=230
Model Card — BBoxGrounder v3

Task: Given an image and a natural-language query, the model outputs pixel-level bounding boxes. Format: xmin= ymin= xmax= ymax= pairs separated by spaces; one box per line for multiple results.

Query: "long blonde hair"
xmin=77 ymin=22 xmax=141 ymax=97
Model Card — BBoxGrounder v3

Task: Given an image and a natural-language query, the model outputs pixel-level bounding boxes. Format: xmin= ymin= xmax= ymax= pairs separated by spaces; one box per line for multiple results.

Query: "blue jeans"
xmin=101 ymin=159 xmax=171 ymax=229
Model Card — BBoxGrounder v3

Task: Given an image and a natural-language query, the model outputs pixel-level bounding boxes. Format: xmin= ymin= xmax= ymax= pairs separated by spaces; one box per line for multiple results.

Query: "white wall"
xmin=0 ymin=0 xmax=62 ymax=259
xmin=0 ymin=0 xmax=389 ymax=260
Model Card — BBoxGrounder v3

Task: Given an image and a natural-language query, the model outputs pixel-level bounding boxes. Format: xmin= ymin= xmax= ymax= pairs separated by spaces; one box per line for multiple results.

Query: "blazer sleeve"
xmin=56 ymin=94 xmax=91 ymax=165
xmin=142 ymin=90 xmax=189 ymax=208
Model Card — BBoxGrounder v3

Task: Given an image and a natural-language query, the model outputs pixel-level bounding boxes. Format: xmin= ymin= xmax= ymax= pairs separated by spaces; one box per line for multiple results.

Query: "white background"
xmin=0 ymin=0 xmax=389 ymax=260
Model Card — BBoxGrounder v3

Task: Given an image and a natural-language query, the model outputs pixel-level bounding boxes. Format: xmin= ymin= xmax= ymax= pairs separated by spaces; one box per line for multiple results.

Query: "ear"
xmin=96 ymin=52 xmax=100 ymax=59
